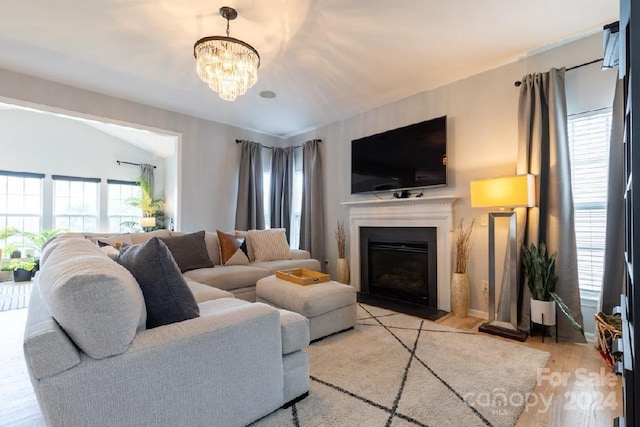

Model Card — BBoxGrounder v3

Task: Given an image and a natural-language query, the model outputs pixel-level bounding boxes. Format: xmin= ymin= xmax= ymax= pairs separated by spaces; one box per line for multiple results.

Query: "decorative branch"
xmin=454 ymin=218 xmax=475 ymax=274
xmin=335 ymin=220 xmax=346 ymax=259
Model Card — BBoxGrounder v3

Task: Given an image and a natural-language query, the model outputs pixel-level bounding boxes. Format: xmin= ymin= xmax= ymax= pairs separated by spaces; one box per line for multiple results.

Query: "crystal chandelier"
xmin=193 ymin=6 xmax=260 ymax=101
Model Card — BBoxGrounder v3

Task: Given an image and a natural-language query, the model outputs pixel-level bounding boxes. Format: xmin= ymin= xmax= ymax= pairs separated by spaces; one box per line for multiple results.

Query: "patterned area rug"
xmin=253 ymin=304 xmax=550 ymax=427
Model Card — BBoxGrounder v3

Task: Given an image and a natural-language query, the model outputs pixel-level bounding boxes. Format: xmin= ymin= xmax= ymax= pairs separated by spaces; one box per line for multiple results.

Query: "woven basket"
xmin=595 ymin=312 xmax=622 ymax=367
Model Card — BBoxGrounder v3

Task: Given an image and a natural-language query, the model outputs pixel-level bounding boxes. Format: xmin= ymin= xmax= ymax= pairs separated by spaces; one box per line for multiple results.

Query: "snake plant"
xmin=521 ymin=242 xmax=584 ymax=335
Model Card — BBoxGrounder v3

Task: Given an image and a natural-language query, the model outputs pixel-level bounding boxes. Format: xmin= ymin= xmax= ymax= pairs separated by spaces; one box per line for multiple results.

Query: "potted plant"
xmin=125 ymin=175 xmax=165 ymax=230
xmin=451 ymin=218 xmax=474 ymax=317
xmin=10 ymin=259 xmax=36 ymax=282
xmin=521 ymin=242 xmax=584 ymax=335
xmin=0 ymin=264 xmax=12 ymax=282
xmin=335 ymin=220 xmax=349 ymax=284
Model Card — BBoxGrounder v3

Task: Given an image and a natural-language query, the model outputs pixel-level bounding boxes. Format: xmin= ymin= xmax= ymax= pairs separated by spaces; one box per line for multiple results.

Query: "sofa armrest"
xmin=33 ymin=301 xmax=286 ymax=427
xmin=290 ymin=249 xmax=311 ymax=260
xmin=23 ymin=279 xmax=80 ymax=380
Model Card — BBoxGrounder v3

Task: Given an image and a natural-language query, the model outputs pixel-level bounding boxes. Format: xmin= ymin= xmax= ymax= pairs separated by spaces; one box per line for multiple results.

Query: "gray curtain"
xmin=234 ymin=140 xmax=265 ymax=231
xmin=515 ymin=68 xmax=585 ymax=342
xmin=300 ymin=139 xmax=325 ymax=268
xmin=599 ymin=78 xmax=625 ymax=313
xmin=140 ymin=163 xmax=155 ymax=196
xmin=270 ymin=147 xmax=295 ymax=240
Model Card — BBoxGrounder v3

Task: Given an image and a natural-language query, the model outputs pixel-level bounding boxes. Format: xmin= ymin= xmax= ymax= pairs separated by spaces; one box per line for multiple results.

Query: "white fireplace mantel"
xmin=342 ymin=195 xmax=458 ymax=311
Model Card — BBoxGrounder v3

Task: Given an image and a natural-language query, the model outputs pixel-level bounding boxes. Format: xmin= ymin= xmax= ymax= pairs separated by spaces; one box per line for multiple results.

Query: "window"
xmin=262 ymin=153 xmax=303 ymax=249
xmin=290 ymin=151 xmax=303 ymax=250
xmin=0 ymin=171 xmax=44 ymax=256
xmin=108 ymin=180 xmax=142 ymax=233
xmin=568 ymin=110 xmax=612 ymax=296
xmin=53 ymin=175 xmax=99 ymax=232
xmin=263 ymin=171 xmax=271 ymax=229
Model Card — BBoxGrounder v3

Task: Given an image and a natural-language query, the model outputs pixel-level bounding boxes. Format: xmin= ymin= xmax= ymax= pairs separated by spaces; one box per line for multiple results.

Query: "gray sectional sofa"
xmin=23 ymin=230 xmax=320 ymax=426
xmin=77 ymin=229 xmax=322 ymax=301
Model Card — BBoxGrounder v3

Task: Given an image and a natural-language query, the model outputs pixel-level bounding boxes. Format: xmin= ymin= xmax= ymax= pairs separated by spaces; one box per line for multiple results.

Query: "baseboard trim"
xmin=468 ymin=309 xmax=488 ymax=320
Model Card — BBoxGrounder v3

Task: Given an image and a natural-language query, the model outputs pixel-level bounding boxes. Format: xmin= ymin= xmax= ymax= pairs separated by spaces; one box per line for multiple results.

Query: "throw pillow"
xmin=159 ymin=231 xmax=214 ymax=272
xmin=117 ymin=237 xmax=199 ymax=328
xmin=246 ymin=228 xmax=292 ymax=262
xmin=216 ymin=230 xmax=250 ymax=266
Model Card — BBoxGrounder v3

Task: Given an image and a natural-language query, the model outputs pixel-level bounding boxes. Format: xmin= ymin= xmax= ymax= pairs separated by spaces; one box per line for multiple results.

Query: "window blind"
xmin=568 ymin=110 xmax=612 ymax=294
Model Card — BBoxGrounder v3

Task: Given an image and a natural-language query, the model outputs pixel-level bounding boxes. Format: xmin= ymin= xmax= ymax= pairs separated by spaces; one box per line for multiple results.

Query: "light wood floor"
xmin=437 ymin=313 xmax=623 ymax=426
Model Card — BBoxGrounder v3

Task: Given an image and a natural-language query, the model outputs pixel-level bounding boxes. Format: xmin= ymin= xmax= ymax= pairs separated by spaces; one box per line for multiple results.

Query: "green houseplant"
xmin=125 ymin=175 xmax=165 ymax=230
xmin=521 ymin=242 xmax=584 ymax=335
xmin=10 ymin=259 xmax=36 ymax=282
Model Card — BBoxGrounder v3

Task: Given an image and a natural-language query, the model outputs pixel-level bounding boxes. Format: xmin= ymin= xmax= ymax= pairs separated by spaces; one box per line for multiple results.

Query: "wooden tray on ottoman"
xmin=276 ymin=269 xmax=330 ymax=286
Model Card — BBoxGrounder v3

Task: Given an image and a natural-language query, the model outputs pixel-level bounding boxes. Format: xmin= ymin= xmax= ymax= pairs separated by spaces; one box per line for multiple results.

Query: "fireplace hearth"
xmin=358 ymin=226 xmax=446 ymax=320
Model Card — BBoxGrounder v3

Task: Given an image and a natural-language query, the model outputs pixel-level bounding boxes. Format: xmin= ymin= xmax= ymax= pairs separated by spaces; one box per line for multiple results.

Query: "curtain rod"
xmin=513 ymin=58 xmax=604 ymax=87
xmin=235 ymin=139 xmax=322 ymax=150
xmin=116 ymin=160 xmax=156 ymax=169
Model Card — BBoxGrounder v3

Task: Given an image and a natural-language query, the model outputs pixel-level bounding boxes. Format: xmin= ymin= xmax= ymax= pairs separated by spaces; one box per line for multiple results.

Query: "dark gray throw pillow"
xmin=159 ymin=231 xmax=214 ymax=272
xmin=117 ymin=237 xmax=199 ymax=328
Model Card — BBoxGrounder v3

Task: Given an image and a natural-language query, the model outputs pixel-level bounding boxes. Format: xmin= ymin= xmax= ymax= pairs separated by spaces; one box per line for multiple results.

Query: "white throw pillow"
xmin=247 ymin=228 xmax=291 ymax=262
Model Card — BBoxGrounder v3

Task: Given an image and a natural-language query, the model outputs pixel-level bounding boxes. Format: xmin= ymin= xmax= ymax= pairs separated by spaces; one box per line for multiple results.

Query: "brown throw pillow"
xmin=217 ymin=230 xmax=250 ymax=266
xmin=159 ymin=231 xmax=214 ymax=272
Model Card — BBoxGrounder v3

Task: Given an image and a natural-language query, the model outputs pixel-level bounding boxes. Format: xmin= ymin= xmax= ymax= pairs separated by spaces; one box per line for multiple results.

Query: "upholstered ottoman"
xmin=256 ymin=275 xmax=357 ymax=341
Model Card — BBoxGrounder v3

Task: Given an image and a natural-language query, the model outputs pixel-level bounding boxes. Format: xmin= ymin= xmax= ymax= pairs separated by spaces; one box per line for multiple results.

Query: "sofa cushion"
xmin=203 ymin=232 xmax=221 ymax=265
xmin=217 ymin=230 xmax=250 ymax=266
xmin=159 ymin=231 xmax=214 ymax=272
xmin=37 ymin=238 xmax=146 ymax=359
xmin=129 ymin=229 xmax=171 ymax=244
xmin=250 ymin=258 xmax=322 ymax=275
xmin=183 ymin=265 xmax=271 ymax=292
xmin=247 ymin=229 xmax=291 ymax=262
xmin=278 ymin=309 xmax=310 ymax=355
xmin=185 ymin=278 xmax=234 ymax=303
xmin=118 ymin=237 xmax=200 ymax=328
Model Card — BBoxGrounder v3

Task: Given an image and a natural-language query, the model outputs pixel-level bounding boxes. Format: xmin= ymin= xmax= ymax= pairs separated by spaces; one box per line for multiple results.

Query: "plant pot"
xmin=336 ymin=258 xmax=350 ymax=285
xmin=451 ymin=272 xmax=470 ymax=317
xmin=0 ymin=270 xmax=12 ymax=282
xmin=13 ymin=268 xmax=32 ymax=282
xmin=530 ymin=298 xmax=556 ymax=326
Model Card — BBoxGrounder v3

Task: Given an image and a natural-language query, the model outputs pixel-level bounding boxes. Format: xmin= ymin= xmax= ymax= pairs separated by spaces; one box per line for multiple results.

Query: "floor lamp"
xmin=469 ymin=174 xmax=535 ymax=341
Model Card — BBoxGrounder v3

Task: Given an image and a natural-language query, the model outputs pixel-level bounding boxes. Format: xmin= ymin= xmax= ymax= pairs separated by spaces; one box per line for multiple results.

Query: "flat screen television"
xmin=351 ymin=116 xmax=447 ymax=194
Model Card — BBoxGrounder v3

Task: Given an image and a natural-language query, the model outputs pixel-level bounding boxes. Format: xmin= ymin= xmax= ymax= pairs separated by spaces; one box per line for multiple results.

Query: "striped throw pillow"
xmin=247 ymin=229 xmax=291 ymax=262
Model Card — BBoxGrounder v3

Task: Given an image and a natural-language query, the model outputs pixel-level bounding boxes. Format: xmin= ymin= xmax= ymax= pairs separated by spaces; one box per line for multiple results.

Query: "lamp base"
xmin=479 ymin=321 xmax=528 ymax=342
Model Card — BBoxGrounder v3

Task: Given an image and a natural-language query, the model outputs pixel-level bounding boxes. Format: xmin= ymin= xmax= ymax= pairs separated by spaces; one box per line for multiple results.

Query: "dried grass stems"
xmin=455 ymin=218 xmax=475 ymax=273
xmin=336 ymin=220 xmax=346 ymax=259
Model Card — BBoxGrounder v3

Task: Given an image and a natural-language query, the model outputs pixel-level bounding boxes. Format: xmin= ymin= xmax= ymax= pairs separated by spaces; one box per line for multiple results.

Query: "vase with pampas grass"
xmin=451 ymin=218 xmax=474 ymax=317
xmin=335 ymin=220 xmax=350 ymax=284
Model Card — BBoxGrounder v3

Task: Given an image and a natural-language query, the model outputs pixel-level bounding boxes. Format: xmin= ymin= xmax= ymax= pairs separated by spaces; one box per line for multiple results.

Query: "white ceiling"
xmin=0 ymin=0 xmax=619 ymax=138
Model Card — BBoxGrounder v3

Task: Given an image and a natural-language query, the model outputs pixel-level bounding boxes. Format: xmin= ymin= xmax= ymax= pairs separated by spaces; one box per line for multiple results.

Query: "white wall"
xmin=286 ymin=33 xmax=617 ymax=321
xmin=0 ymin=71 xmax=281 ymax=232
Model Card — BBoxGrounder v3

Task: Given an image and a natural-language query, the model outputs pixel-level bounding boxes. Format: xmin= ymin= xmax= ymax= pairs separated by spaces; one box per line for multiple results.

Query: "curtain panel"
xmin=234 ymin=140 xmax=265 ymax=231
xmin=140 ymin=163 xmax=155 ymax=196
xmin=513 ymin=68 xmax=586 ymax=342
xmin=300 ymin=139 xmax=325 ymax=268
xmin=270 ymin=147 xmax=295 ymax=241
xmin=600 ymin=78 xmax=625 ymax=313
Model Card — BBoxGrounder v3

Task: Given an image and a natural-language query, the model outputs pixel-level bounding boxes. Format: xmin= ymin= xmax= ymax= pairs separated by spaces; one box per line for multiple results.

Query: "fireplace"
xmin=359 ymin=226 xmax=444 ymax=319
xmin=343 ymin=195 xmax=456 ymax=318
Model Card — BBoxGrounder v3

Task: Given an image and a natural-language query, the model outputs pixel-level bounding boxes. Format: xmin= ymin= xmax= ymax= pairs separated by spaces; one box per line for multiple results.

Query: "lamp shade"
xmin=139 ymin=217 xmax=156 ymax=228
xmin=470 ymin=174 xmax=536 ymax=208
